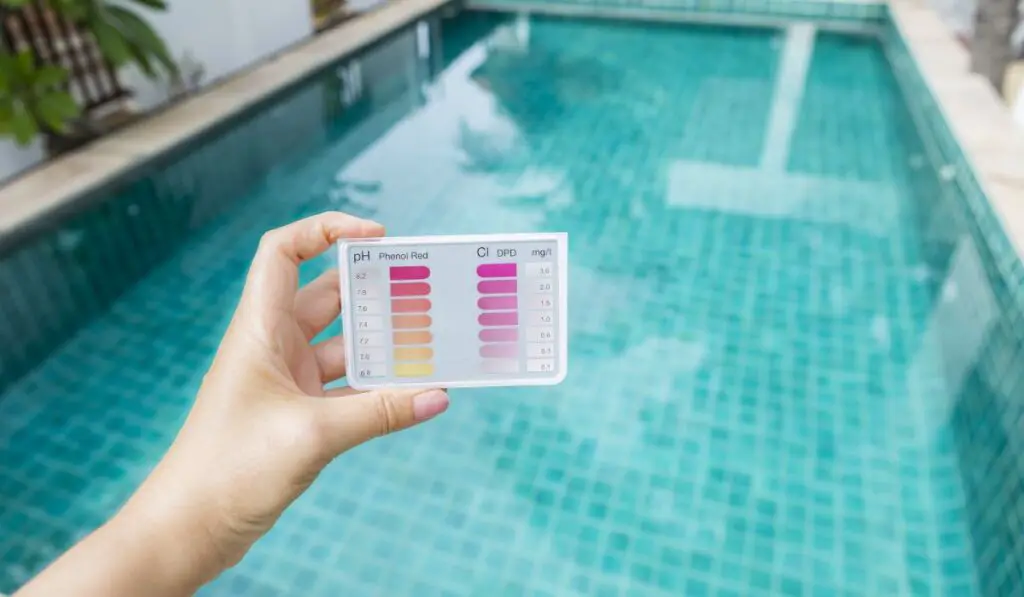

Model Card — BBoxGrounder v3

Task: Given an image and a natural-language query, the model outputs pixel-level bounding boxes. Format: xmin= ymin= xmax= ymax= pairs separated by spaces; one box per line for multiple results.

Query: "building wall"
xmin=121 ymin=0 xmax=314 ymax=111
xmin=0 ymin=0 xmax=315 ymax=183
xmin=0 ymin=141 xmax=44 ymax=184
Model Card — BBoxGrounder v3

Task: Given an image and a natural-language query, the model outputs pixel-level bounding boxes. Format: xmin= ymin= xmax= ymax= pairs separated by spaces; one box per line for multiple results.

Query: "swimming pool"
xmin=0 ymin=7 xmax=1019 ymax=596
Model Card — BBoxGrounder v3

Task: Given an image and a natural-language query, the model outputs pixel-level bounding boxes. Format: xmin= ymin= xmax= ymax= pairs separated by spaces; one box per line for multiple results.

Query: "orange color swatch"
xmin=392 ymin=314 xmax=432 ymax=329
xmin=393 ymin=331 xmax=433 ymax=345
xmin=391 ymin=298 xmax=432 ymax=313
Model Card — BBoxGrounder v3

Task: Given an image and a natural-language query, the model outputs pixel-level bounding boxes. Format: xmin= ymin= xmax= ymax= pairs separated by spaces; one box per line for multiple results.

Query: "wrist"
xmin=113 ymin=475 xmax=230 ymax=593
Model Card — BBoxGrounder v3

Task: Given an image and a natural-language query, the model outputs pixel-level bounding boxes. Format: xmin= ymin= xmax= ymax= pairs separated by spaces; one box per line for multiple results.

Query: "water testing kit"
xmin=337 ymin=233 xmax=568 ymax=390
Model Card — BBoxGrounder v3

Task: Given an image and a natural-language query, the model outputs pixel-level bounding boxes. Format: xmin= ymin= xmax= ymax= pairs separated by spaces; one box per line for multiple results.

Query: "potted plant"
xmin=0 ymin=0 xmax=177 ymax=153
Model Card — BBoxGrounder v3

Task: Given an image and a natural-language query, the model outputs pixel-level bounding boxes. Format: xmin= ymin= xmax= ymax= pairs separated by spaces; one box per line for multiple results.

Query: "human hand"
xmin=118 ymin=212 xmax=450 ymax=586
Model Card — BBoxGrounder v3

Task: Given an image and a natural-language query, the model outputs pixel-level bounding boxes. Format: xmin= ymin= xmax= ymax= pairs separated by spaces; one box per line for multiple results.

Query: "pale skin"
xmin=13 ymin=212 xmax=450 ymax=597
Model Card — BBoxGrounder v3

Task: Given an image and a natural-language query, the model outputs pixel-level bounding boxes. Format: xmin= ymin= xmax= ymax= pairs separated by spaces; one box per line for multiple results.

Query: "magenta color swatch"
xmin=390 ymin=266 xmax=430 ymax=281
xmin=477 ymin=263 xmax=517 ymax=278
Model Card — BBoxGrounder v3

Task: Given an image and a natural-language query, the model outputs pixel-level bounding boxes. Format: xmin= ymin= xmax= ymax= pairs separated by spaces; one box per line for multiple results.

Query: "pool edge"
xmin=886 ymin=0 xmax=1024 ymax=268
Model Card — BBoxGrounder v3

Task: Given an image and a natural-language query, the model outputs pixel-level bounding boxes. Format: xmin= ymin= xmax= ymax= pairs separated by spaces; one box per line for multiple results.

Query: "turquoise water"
xmin=0 ymin=11 xmax=984 ymax=596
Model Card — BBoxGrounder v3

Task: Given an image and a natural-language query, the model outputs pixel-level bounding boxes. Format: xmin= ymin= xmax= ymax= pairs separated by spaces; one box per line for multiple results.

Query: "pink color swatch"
xmin=479 ymin=328 xmax=519 ymax=342
xmin=391 ymin=282 xmax=431 ymax=297
xmin=480 ymin=344 xmax=519 ymax=358
xmin=478 ymin=295 xmax=518 ymax=310
xmin=479 ymin=312 xmax=518 ymax=326
xmin=478 ymin=280 xmax=517 ymax=294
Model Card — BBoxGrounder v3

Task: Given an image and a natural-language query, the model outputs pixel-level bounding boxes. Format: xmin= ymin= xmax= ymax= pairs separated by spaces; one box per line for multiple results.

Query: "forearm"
xmin=14 ymin=481 xmax=224 ymax=597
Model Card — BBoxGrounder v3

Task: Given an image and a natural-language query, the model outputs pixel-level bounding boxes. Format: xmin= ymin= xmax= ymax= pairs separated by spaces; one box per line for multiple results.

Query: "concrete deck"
xmin=0 ymin=0 xmax=448 ymax=240
xmin=888 ymin=0 xmax=1024 ymax=258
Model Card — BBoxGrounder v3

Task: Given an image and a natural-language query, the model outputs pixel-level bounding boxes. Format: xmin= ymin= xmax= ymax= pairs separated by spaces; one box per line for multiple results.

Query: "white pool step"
xmin=666 ymin=160 xmax=903 ymax=236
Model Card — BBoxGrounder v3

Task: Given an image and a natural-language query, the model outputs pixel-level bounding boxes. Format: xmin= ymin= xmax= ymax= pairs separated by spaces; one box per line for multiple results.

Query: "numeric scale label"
xmin=338 ymin=233 xmax=568 ymax=390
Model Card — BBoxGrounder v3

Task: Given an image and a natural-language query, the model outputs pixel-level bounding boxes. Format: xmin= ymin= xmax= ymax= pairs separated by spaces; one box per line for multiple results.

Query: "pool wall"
xmin=468 ymin=0 xmax=886 ymax=26
xmin=884 ymin=10 xmax=1024 ymax=597
xmin=0 ymin=87 xmax=327 ymax=393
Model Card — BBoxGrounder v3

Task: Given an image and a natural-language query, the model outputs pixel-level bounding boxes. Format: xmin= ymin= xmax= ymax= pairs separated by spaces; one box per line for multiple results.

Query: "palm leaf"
xmin=91 ymin=17 xmax=133 ymax=66
xmin=107 ymin=5 xmax=178 ymax=77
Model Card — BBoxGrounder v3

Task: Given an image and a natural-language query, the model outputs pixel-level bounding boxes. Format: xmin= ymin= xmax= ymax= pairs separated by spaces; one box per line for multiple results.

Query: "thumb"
xmin=319 ymin=387 xmax=450 ymax=455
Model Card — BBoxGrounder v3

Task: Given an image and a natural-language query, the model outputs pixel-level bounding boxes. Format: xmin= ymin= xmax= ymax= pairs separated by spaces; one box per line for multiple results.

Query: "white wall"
xmin=0 ymin=140 xmax=44 ymax=183
xmin=929 ymin=0 xmax=975 ymax=38
xmin=0 ymin=0 xmax=315 ymax=182
xmin=1015 ymin=85 xmax=1024 ymax=125
xmin=123 ymin=0 xmax=315 ymax=110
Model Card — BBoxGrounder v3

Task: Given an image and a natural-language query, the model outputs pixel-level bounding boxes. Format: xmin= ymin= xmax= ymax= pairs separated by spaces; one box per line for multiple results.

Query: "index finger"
xmin=244 ymin=212 xmax=384 ymax=314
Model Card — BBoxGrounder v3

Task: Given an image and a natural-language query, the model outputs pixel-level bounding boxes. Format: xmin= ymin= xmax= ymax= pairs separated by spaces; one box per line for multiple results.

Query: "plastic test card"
xmin=337 ymin=233 xmax=568 ymax=390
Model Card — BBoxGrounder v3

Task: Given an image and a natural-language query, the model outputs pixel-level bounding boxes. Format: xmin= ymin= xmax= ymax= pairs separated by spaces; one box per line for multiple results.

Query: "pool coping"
xmin=887 ymin=0 xmax=1024 ymax=257
xmin=0 ymin=0 xmax=452 ymax=246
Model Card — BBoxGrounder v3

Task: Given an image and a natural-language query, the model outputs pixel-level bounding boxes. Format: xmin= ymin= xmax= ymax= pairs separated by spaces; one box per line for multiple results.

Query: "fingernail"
xmin=413 ymin=390 xmax=450 ymax=421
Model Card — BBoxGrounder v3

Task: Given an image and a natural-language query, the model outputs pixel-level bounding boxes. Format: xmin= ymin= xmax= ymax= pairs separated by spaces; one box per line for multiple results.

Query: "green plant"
xmin=0 ymin=51 xmax=81 ymax=145
xmin=0 ymin=0 xmax=177 ymax=146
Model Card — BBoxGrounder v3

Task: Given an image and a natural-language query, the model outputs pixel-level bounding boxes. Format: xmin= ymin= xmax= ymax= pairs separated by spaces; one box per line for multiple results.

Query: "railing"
xmin=0 ymin=1 xmax=129 ymax=113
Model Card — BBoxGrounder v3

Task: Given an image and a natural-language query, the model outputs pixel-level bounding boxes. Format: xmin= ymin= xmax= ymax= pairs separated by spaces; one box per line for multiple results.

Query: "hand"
xmin=13 ymin=212 xmax=450 ymax=597
xmin=119 ymin=213 xmax=450 ymax=586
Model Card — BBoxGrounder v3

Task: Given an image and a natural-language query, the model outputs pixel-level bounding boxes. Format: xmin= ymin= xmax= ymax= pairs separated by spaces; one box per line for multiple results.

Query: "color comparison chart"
xmin=338 ymin=233 xmax=568 ymax=389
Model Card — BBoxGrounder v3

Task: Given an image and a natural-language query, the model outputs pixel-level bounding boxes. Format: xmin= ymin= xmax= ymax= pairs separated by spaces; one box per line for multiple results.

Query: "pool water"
xmin=0 ymin=11 xmax=983 ymax=596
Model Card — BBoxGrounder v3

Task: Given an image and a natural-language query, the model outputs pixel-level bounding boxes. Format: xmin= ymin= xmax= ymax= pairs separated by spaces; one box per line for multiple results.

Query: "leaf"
xmin=128 ymin=46 xmax=156 ymax=79
xmin=127 ymin=0 xmax=168 ymax=10
xmin=107 ymin=5 xmax=178 ymax=77
xmin=35 ymin=96 xmax=76 ymax=133
xmin=33 ymin=65 xmax=69 ymax=90
xmin=91 ymin=18 xmax=133 ymax=66
xmin=15 ymin=50 xmax=35 ymax=77
xmin=36 ymin=91 xmax=81 ymax=132
xmin=10 ymin=102 xmax=39 ymax=145
xmin=0 ymin=103 xmax=15 ymax=135
xmin=53 ymin=0 xmax=89 ymax=21
xmin=36 ymin=101 xmax=69 ymax=133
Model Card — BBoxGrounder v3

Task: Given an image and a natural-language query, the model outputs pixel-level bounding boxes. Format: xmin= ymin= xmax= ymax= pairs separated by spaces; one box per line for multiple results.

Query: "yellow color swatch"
xmin=395 ymin=362 xmax=434 ymax=378
xmin=393 ymin=347 xmax=433 ymax=362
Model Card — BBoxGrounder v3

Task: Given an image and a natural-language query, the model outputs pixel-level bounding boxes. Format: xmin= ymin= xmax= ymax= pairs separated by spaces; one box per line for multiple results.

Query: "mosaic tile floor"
xmin=0 ymin=11 xmax=982 ymax=596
